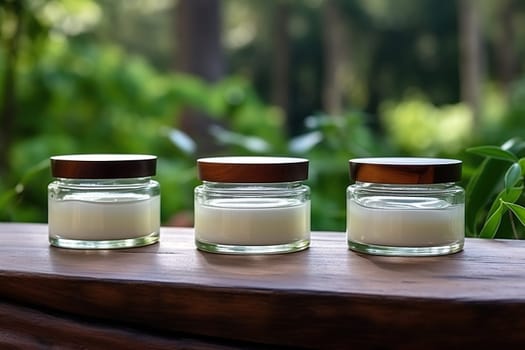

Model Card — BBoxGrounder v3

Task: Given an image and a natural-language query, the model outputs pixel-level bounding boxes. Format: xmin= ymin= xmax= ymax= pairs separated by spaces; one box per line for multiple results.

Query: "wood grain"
xmin=1 ymin=223 xmax=525 ymax=348
xmin=0 ymin=302 xmax=245 ymax=350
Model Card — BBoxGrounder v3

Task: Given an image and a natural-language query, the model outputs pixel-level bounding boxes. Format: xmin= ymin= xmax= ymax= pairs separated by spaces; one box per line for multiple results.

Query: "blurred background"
xmin=1 ymin=0 xmax=525 ymax=232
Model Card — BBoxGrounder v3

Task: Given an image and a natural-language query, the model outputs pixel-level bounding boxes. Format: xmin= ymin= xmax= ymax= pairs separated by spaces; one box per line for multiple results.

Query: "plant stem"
xmin=509 ymin=210 xmax=519 ymax=239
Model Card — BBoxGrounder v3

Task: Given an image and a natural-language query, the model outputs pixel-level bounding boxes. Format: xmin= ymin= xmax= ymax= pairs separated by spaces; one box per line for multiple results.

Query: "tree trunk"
xmin=458 ymin=0 xmax=482 ymax=126
xmin=175 ymin=0 xmax=224 ymax=155
xmin=322 ymin=0 xmax=346 ymax=116
xmin=175 ymin=0 xmax=223 ymax=81
xmin=271 ymin=1 xmax=290 ymax=130
xmin=496 ymin=0 xmax=517 ymax=97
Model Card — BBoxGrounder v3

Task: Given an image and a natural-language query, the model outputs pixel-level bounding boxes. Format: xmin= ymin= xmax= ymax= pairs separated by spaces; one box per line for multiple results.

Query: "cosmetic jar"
xmin=194 ymin=156 xmax=310 ymax=254
xmin=48 ymin=154 xmax=160 ymax=249
xmin=347 ymin=157 xmax=464 ymax=256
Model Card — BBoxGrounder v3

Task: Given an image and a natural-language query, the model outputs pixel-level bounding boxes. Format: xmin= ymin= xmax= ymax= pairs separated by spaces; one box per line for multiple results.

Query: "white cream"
xmin=347 ymin=198 xmax=464 ymax=247
xmin=195 ymin=199 xmax=310 ymax=245
xmin=49 ymin=195 xmax=160 ymax=241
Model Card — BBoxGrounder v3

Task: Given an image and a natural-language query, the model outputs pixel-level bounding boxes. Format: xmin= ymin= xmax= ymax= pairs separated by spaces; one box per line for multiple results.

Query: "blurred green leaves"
xmin=467 ymin=138 xmax=525 ymax=239
xmin=1 ymin=27 xmax=283 ymax=223
xmin=3 ymin=0 xmax=525 ymax=238
xmin=381 ymin=96 xmax=473 ymax=155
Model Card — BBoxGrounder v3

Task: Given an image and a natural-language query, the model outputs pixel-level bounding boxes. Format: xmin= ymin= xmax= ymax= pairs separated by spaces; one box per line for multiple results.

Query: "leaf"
xmin=504 ymin=163 xmax=522 ymax=191
xmin=502 ymin=201 xmax=525 ymax=227
xmin=519 ymin=158 xmax=525 ymax=174
xmin=465 ymin=139 xmax=525 ymax=237
xmin=465 ymin=158 xmax=509 ymax=236
xmin=479 ymin=201 xmax=506 ymax=239
xmin=487 ymin=186 xmax=523 ymax=218
xmin=467 ymin=146 xmax=518 ymax=162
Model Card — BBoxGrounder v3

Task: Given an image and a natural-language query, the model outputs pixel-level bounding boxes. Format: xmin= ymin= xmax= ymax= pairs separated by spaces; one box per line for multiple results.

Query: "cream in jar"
xmin=48 ymin=154 xmax=160 ymax=249
xmin=346 ymin=157 xmax=464 ymax=256
xmin=194 ymin=156 xmax=310 ymax=254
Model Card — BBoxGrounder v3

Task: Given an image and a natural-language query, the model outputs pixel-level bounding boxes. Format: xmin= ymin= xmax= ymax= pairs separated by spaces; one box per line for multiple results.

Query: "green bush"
xmin=0 ymin=37 xmax=283 ymax=224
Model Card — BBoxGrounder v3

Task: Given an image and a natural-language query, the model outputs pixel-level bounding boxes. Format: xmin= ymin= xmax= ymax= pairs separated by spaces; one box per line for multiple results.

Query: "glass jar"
xmin=194 ymin=156 xmax=310 ymax=254
xmin=48 ymin=154 xmax=160 ymax=249
xmin=347 ymin=157 xmax=464 ymax=256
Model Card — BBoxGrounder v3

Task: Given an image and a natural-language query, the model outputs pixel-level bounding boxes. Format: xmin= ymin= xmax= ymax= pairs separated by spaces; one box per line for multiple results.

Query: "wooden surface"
xmin=1 ymin=223 xmax=525 ymax=348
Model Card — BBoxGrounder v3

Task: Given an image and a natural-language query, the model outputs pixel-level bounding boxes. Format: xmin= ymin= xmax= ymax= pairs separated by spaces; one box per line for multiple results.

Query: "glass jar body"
xmin=346 ymin=182 xmax=464 ymax=256
xmin=48 ymin=177 xmax=160 ymax=249
xmin=194 ymin=181 xmax=310 ymax=254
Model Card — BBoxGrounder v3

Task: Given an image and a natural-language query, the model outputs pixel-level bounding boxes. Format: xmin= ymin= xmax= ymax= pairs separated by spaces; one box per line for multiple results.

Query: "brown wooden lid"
xmin=349 ymin=157 xmax=462 ymax=184
xmin=51 ymin=154 xmax=157 ymax=179
xmin=197 ymin=156 xmax=309 ymax=183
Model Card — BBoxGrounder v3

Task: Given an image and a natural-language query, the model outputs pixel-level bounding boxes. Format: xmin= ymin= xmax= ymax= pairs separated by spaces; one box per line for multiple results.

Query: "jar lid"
xmin=349 ymin=157 xmax=462 ymax=184
xmin=50 ymin=154 xmax=157 ymax=179
xmin=197 ymin=156 xmax=309 ymax=183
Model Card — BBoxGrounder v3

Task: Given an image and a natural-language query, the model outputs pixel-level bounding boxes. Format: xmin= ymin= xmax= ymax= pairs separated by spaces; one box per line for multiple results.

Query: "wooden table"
xmin=0 ymin=223 xmax=524 ymax=349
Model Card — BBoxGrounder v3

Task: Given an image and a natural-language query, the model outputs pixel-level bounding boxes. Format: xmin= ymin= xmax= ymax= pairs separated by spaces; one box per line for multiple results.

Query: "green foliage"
xmin=504 ymin=201 xmax=525 ymax=227
xmin=467 ymin=146 xmax=518 ymax=163
xmin=289 ymin=112 xmax=384 ymax=231
xmin=3 ymin=0 xmax=525 ymax=240
xmin=4 ymin=30 xmax=525 ymax=236
xmin=189 ymin=109 xmax=383 ymax=231
xmin=466 ymin=139 xmax=525 ymax=239
xmin=0 ymin=35 xmax=282 ymax=224
xmin=381 ymin=96 xmax=473 ymax=155
xmin=479 ymin=201 xmax=505 ymax=239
